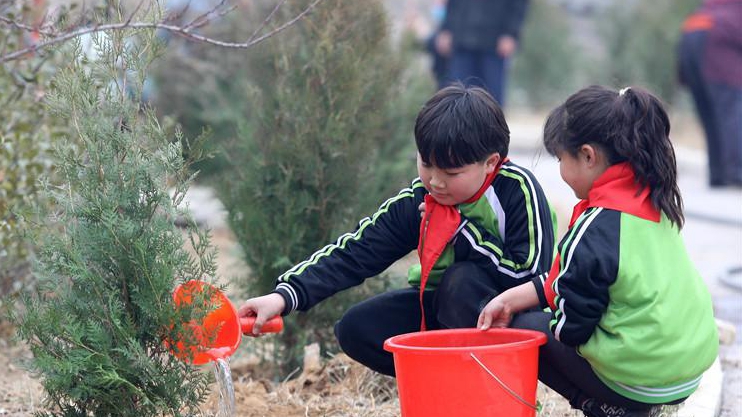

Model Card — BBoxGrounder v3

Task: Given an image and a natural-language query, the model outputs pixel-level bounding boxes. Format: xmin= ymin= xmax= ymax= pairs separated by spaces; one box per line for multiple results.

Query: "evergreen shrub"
xmin=13 ymin=21 xmax=219 ymax=417
xmin=510 ymin=0 xmax=583 ymax=109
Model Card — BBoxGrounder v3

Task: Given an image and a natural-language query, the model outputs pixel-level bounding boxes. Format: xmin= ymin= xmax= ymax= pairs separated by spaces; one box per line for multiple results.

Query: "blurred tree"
xmin=599 ymin=0 xmax=702 ymax=102
xmin=152 ymin=0 xmax=427 ymax=374
xmin=510 ymin=0 xmax=584 ymax=109
xmin=0 ymin=1 xmax=68 ymax=297
xmin=222 ymin=0 xmax=423 ymax=374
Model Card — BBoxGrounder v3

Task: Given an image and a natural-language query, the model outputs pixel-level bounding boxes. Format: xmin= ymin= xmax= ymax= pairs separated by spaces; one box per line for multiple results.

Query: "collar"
xmin=569 ymin=162 xmax=661 ymax=227
xmin=416 ymin=157 xmax=508 ymax=330
xmin=463 ymin=158 xmax=508 ymax=204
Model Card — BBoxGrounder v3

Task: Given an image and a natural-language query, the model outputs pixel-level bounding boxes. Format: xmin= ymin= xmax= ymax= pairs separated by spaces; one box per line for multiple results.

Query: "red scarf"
xmin=543 ymin=162 xmax=660 ymax=310
xmin=417 ymin=158 xmax=507 ymax=330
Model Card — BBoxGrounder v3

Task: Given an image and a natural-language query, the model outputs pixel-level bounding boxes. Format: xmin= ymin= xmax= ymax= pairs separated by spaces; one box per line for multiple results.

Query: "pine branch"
xmin=0 ymin=0 xmax=324 ymax=63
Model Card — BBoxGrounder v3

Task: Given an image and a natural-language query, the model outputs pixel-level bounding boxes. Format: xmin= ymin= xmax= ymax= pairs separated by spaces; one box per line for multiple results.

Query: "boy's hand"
xmin=477 ymin=295 xmax=513 ymax=330
xmin=418 ymin=202 xmax=426 ymax=218
xmin=237 ymin=293 xmax=285 ymax=336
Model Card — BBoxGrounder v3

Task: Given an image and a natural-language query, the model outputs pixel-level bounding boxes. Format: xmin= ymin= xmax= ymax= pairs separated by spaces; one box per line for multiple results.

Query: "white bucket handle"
xmin=470 ymin=353 xmax=541 ymax=412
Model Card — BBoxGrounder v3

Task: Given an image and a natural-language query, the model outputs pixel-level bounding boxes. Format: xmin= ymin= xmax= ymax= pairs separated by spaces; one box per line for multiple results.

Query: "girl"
xmin=477 ymin=85 xmax=719 ymax=417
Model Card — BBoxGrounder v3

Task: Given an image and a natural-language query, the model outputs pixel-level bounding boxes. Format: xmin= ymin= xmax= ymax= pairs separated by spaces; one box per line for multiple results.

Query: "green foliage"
xmin=598 ymin=0 xmax=701 ymax=102
xmin=12 ymin=17 xmax=218 ymax=417
xmin=510 ymin=0 xmax=584 ymax=109
xmin=0 ymin=3 xmax=69 ymax=296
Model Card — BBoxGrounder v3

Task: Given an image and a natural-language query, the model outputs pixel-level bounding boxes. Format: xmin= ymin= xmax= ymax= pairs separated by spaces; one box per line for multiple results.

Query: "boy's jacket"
xmin=274 ymin=160 xmax=556 ymax=315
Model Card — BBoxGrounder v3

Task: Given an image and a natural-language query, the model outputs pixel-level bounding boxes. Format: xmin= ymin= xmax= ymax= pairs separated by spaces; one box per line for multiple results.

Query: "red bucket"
xmin=384 ymin=328 xmax=546 ymax=417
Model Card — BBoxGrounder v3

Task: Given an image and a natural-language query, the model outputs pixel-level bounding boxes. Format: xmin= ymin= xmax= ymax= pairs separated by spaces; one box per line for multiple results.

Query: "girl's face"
xmin=417 ymin=152 xmax=500 ymax=205
xmin=556 ymin=145 xmax=609 ymax=200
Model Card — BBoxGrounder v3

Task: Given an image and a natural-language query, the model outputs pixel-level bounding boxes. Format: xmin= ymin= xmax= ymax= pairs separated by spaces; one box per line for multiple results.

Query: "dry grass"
xmin=200 ymin=351 xmax=400 ymax=417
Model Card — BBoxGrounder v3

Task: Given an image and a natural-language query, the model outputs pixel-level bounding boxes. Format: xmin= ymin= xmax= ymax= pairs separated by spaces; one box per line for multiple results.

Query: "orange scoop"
xmin=170 ymin=280 xmax=283 ymax=365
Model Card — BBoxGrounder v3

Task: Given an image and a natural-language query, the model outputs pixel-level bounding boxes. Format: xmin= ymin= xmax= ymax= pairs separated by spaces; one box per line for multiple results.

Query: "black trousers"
xmin=334 ymin=262 xmax=500 ymax=376
xmin=511 ymin=311 xmax=684 ymax=412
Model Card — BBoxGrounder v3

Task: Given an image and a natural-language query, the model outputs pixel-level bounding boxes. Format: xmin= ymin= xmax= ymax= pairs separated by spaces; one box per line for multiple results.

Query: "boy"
xmin=238 ymin=84 xmax=556 ymax=376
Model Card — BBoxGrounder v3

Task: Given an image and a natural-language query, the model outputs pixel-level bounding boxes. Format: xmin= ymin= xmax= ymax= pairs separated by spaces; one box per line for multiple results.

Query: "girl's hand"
xmin=418 ymin=202 xmax=426 ymax=218
xmin=477 ymin=295 xmax=513 ymax=330
xmin=237 ymin=293 xmax=285 ymax=336
xmin=477 ymin=283 xmax=540 ymax=330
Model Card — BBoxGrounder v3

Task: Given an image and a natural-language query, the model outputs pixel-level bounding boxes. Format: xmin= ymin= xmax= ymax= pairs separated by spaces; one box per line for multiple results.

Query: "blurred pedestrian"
xmin=678 ymin=0 xmax=742 ymax=188
xmin=434 ymin=0 xmax=530 ymax=105
xmin=425 ymin=0 xmax=449 ymax=89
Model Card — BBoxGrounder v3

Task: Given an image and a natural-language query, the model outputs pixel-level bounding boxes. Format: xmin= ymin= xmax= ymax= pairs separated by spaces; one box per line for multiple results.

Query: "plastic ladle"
xmin=170 ymin=280 xmax=283 ymax=365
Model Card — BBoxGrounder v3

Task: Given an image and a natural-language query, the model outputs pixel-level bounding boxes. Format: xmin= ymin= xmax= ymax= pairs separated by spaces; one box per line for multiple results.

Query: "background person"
xmin=678 ymin=0 xmax=742 ymax=188
xmin=434 ymin=0 xmax=530 ymax=105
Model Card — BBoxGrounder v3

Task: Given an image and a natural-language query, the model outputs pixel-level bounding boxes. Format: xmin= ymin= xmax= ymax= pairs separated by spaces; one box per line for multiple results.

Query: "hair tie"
xmin=619 ymin=87 xmax=631 ymax=96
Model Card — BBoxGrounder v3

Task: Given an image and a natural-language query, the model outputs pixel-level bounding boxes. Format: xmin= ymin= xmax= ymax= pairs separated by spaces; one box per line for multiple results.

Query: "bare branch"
xmin=247 ymin=0 xmax=287 ymax=44
xmin=184 ymin=0 xmax=229 ymax=31
xmin=0 ymin=0 xmax=324 ymax=64
xmin=123 ymin=0 xmax=148 ymax=27
xmin=0 ymin=15 xmax=54 ymax=37
xmin=186 ymin=4 xmax=237 ymax=32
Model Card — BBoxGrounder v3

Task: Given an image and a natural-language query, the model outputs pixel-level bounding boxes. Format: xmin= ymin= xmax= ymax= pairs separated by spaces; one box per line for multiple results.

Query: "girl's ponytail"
xmin=543 ymin=85 xmax=684 ymax=228
xmin=616 ymin=88 xmax=684 ymax=227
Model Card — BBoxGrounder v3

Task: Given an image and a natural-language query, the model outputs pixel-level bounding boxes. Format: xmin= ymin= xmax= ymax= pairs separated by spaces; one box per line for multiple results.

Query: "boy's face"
xmin=417 ymin=152 xmax=501 ymax=205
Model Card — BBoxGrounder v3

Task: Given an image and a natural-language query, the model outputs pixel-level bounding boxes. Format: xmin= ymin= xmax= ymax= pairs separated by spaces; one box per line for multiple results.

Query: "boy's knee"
xmin=511 ymin=311 xmax=551 ymax=334
xmin=334 ymin=306 xmax=363 ymax=352
xmin=434 ymin=262 xmax=495 ymax=328
xmin=333 ymin=305 xmax=397 ymax=376
xmin=436 ymin=262 xmax=479 ymax=298
xmin=436 ymin=262 xmax=493 ymax=304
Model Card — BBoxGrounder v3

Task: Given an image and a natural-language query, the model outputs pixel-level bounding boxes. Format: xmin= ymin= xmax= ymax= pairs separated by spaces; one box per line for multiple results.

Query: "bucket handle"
xmin=470 ymin=353 xmax=542 ymax=412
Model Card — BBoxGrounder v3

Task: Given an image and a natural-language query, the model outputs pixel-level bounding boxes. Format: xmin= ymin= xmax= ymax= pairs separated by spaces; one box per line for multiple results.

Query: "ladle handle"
xmin=240 ymin=316 xmax=284 ymax=334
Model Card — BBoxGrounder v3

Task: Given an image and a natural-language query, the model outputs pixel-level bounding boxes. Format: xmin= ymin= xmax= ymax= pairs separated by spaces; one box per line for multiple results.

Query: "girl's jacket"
xmin=274 ymin=160 xmax=556 ymax=315
xmin=533 ymin=163 xmax=719 ymax=404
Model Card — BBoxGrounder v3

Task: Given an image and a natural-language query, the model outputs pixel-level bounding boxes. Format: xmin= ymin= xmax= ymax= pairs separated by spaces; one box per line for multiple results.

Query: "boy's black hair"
xmin=543 ymin=85 xmax=684 ymax=228
xmin=414 ymin=83 xmax=509 ymax=169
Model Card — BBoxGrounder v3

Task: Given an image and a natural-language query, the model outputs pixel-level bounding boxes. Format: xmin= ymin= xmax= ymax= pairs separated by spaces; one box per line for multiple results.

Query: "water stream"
xmin=213 ymin=358 xmax=235 ymax=417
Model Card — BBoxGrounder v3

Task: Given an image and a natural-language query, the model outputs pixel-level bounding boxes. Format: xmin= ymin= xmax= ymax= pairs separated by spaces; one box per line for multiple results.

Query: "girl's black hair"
xmin=543 ymin=85 xmax=684 ymax=228
xmin=414 ymin=83 xmax=509 ymax=169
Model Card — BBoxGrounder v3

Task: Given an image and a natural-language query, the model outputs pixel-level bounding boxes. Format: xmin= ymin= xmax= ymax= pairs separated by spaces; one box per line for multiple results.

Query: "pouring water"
xmin=213 ymin=358 xmax=235 ymax=417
